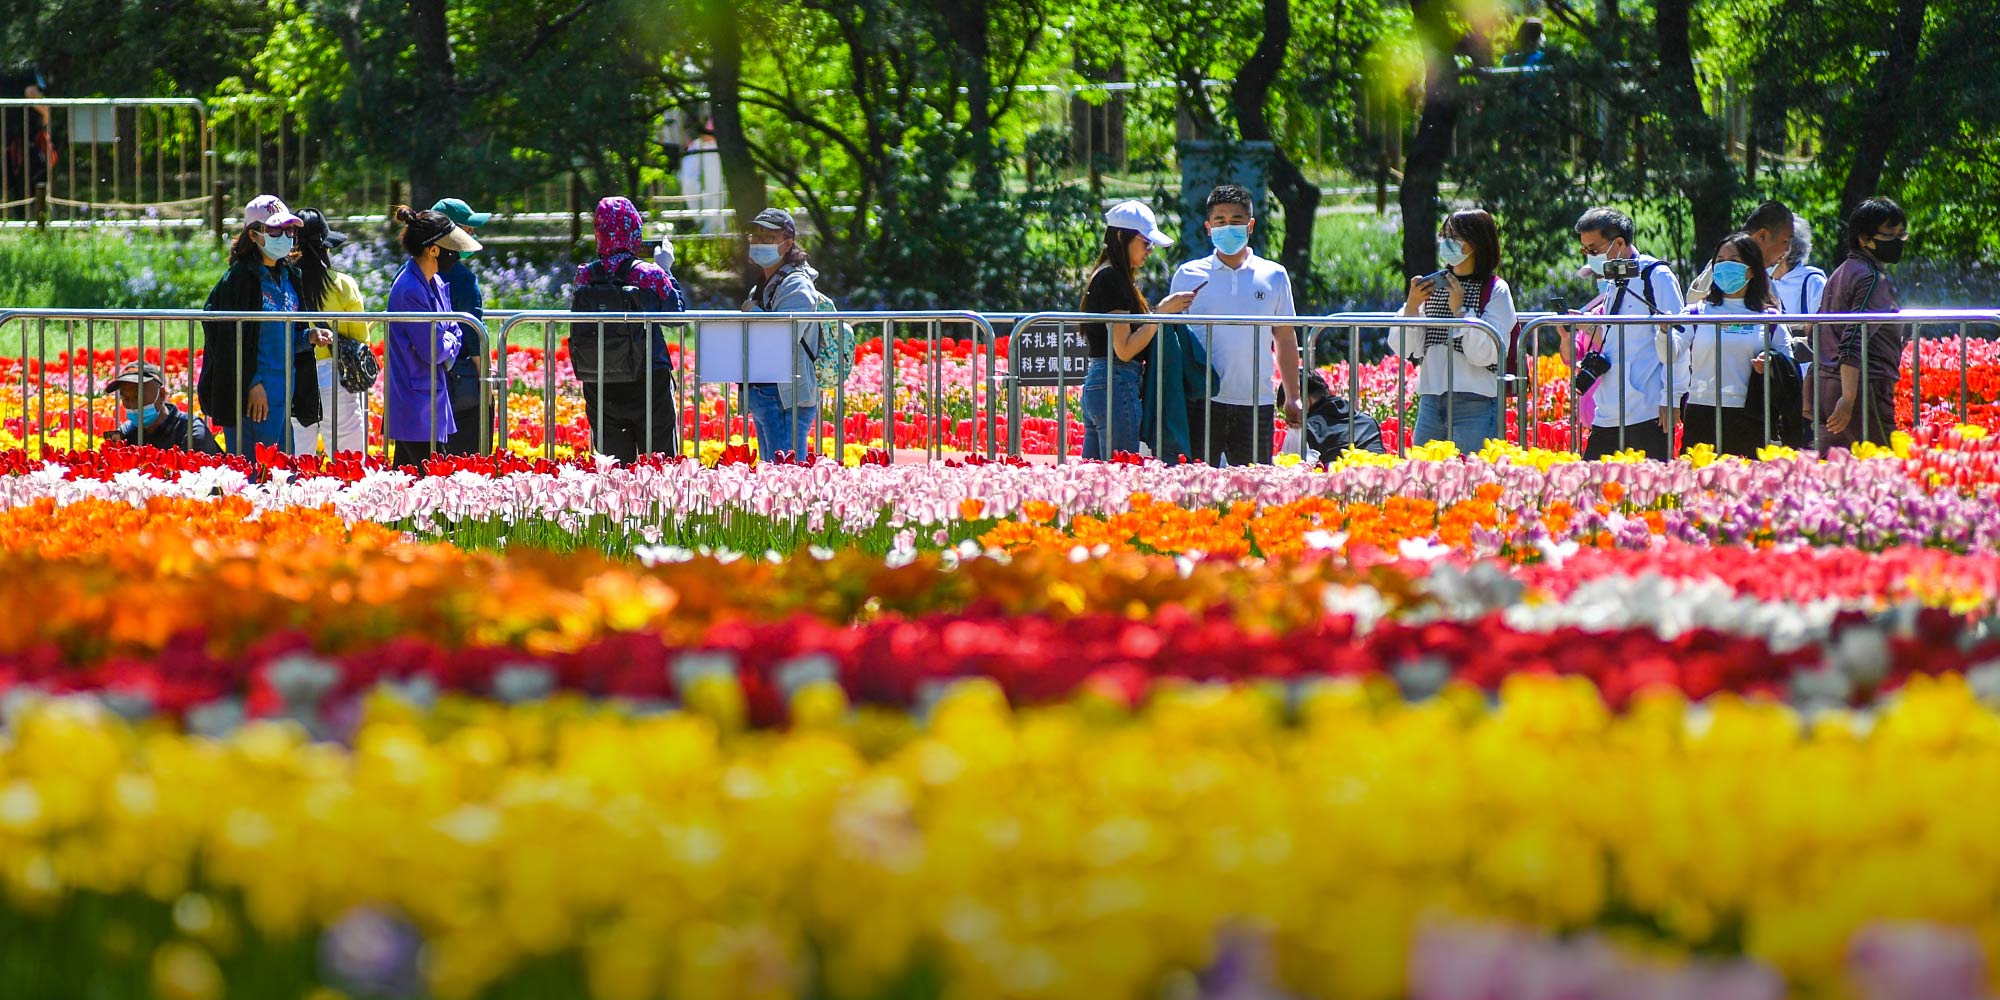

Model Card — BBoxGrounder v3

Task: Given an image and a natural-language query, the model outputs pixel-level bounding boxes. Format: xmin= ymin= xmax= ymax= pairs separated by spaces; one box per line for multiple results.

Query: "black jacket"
xmin=1744 ymin=350 xmax=1810 ymax=449
xmin=1302 ymin=396 xmax=1387 ymax=459
xmin=109 ymin=405 xmax=223 ymax=454
xmin=197 ymin=261 xmax=321 ymax=430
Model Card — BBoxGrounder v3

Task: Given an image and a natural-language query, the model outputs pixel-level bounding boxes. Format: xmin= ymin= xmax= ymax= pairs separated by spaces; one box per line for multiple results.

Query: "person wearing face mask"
xmin=570 ymin=195 xmax=686 ymax=464
xmin=741 ymin=207 xmax=827 ymax=461
xmin=103 ymin=362 xmax=221 ymax=454
xmin=1560 ymin=206 xmax=1684 ymax=461
xmin=1170 ymin=185 xmax=1303 ymax=466
xmin=197 ymin=195 xmax=323 ymax=457
xmin=1686 ymin=201 xmax=1793 ymax=302
xmin=1663 ymin=232 xmax=1790 ymax=457
xmin=1076 ymin=201 xmax=1198 ymax=460
xmin=1391 ymin=209 xmax=1516 ymax=455
xmin=432 ymin=198 xmax=496 ymax=455
xmin=384 ymin=205 xmax=481 ymax=469
xmin=1814 ymin=197 xmax=1908 ymax=452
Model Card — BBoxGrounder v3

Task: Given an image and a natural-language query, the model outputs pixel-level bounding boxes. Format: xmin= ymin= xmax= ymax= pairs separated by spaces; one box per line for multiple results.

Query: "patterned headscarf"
xmin=593 ymin=196 xmax=646 ymax=259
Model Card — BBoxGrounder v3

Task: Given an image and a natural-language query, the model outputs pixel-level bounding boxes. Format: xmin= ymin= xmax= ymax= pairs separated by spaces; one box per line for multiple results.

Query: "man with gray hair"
xmin=1769 ymin=213 xmax=1827 ymax=316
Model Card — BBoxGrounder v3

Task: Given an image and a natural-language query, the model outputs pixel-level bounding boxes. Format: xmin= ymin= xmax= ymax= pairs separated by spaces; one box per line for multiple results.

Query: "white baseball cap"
xmin=242 ymin=194 xmax=301 ymax=229
xmin=1103 ymin=200 xmax=1173 ymax=247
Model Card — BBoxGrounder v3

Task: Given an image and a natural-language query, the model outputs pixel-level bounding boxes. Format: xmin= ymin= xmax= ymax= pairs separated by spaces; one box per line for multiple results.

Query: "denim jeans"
xmin=746 ymin=383 xmax=819 ymax=461
xmin=1080 ymin=359 xmax=1143 ymax=461
xmin=221 ymin=380 xmax=294 ymax=457
xmin=1413 ymin=391 xmax=1500 ymax=456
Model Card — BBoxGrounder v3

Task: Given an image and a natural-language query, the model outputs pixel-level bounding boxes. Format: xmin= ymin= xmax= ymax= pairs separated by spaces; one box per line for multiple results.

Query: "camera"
xmin=1598 ymin=258 xmax=1642 ymax=281
xmin=1571 ymin=351 xmax=1612 ymax=394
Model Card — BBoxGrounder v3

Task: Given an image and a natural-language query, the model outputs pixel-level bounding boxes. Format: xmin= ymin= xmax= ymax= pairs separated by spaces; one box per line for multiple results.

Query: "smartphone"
xmin=1547 ymin=296 xmax=1568 ymax=314
xmin=1421 ymin=269 xmax=1448 ymax=285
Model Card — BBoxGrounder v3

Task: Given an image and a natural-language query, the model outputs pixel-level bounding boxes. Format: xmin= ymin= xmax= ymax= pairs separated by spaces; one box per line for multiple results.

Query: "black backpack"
xmin=567 ymin=259 xmax=663 ymax=384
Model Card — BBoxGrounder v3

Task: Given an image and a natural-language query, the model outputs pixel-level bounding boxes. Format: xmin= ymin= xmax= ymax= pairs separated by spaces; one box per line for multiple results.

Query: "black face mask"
xmin=1869 ymin=238 xmax=1904 ymax=265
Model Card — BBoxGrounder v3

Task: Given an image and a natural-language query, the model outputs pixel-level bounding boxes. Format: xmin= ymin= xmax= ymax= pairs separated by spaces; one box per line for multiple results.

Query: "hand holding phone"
xmin=1160 ymin=281 xmax=1208 ymax=316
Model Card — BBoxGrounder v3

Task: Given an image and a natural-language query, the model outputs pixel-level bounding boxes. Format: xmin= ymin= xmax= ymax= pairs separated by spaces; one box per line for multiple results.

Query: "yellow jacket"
xmin=314 ymin=271 xmax=371 ymax=361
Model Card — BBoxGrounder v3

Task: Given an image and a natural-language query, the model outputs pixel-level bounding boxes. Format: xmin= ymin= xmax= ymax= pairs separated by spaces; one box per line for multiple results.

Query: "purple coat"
xmin=385 ymin=259 xmax=463 ymax=442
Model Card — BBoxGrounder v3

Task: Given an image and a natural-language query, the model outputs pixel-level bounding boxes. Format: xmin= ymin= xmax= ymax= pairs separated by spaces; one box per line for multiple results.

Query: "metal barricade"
xmin=1003 ymin=311 xmax=1508 ymax=462
xmin=0 ymin=98 xmax=211 ymax=228
xmin=493 ymin=311 xmax=1000 ymax=463
xmin=0 ymin=308 xmax=486 ymax=463
xmin=1512 ymin=308 xmax=2000 ymax=456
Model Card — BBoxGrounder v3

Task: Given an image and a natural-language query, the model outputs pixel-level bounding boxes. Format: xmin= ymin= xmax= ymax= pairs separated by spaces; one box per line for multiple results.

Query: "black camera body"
xmin=1571 ymin=352 xmax=1613 ymax=394
xmin=1598 ymin=257 xmax=1642 ymax=281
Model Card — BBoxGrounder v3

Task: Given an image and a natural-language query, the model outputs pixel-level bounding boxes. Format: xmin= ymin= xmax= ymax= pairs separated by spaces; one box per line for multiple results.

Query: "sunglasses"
xmin=252 ymin=223 xmax=301 ymax=237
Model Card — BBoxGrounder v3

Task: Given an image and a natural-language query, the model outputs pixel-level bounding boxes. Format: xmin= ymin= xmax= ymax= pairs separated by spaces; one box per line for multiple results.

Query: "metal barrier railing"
xmin=1515 ymin=308 xmax=2000 ymax=455
xmin=1004 ymin=312 xmax=1510 ymax=462
xmin=0 ymin=98 xmax=212 ymax=228
xmin=3 ymin=305 xmax=1995 ymax=466
xmin=493 ymin=311 xmax=1001 ymax=462
xmin=0 ymin=308 xmax=487 ymax=463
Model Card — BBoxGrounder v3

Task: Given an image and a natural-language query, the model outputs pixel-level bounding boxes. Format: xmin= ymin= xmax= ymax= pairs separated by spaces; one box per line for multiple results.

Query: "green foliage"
xmin=0 ymin=0 xmax=271 ymax=96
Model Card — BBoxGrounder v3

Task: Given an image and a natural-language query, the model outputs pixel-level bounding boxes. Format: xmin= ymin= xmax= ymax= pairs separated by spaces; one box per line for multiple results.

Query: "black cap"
xmin=105 ymin=361 xmax=166 ymax=392
xmin=300 ymin=208 xmax=348 ymax=252
xmin=751 ymin=207 xmax=797 ymax=235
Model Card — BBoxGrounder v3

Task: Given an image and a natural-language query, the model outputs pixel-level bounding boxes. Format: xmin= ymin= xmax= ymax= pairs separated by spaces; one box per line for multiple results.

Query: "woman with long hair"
xmin=1077 ymin=200 xmax=1196 ymax=460
xmin=290 ymin=208 xmax=371 ymax=455
xmin=383 ymin=205 xmax=481 ymax=469
xmin=197 ymin=195 xmax=321 ymax=456
xmin=1391 ymin=208 xmax=1516 ymax=455
xmin=1664 ymin=231 xmax=1787 ymax=457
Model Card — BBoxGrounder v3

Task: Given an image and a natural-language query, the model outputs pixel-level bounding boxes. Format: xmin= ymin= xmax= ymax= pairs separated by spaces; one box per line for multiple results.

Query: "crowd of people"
xmin=151 ymin=182 xmax=1909 ymax=468
xmin=184 ymin=192 xmax=833 ymax=468
xmin=1076 ymin=187 xmax=1908 ymax=464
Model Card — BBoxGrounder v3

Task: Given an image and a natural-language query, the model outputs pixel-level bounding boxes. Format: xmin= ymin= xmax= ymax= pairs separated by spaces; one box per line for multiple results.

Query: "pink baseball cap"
xmin=242 ymin=194 xmax=302 ymax=229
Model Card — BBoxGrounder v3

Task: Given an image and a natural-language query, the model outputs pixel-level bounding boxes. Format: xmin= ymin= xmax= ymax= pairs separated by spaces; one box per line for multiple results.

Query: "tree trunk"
xmin=1398 ymin=0 xmax=1464 ymax=276
xmin=940 ymin=0 xmax=1001 ymax=197
xmin=1232 ymin=0 xmax=1321 ymax=277
xmin=405 ymin=0 xmax=460 ymax=207
xmin=1837 ymin=0 xmax=1929 ymax=217
xmin=700 ymin=0 xmax=767 ymax=235
xmin=1654 ymin=0 xmax=1734 ymax=259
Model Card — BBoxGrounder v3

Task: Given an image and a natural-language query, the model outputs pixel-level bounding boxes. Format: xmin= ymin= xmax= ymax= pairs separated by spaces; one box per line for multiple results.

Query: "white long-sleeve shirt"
xmin=1578 ymin=252 xmax=1684 ymax=426
xmin=1770 ymin=265 xmax=1827 ymax=316
xmin=1387 ymin=275 xmax=1516 ymax=397
xmin=1660 ymin=298 xmax=1792 ymax=408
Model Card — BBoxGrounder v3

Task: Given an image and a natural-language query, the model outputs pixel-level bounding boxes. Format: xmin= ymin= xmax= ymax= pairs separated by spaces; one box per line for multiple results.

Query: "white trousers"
xmin=291 ymin=357 xmax=370 ymax=456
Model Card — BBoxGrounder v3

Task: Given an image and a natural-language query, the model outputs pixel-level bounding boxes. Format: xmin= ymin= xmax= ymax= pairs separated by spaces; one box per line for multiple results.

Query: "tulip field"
xmin=6 ymin=333 xmax=2000 ymax=999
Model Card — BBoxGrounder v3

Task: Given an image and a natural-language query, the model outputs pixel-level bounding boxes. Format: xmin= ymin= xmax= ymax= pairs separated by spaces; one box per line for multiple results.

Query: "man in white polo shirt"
xmin=1172 ymin=184 xmax=1304 ymax=465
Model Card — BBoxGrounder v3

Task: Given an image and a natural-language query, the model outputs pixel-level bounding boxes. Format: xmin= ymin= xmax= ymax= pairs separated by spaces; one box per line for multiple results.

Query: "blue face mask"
xmin=748 ymin=244 xmax=783 ymax=268
xmin=125 ymin=404 xmax=161 ymax=428
xmin=1210 ymin=224 xmax=1250 ymax=256
xmin=1438 ymin=237 xmax=1469 ymax=268
xmin=1711 ymin=260 xmax=1751 ymax=295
